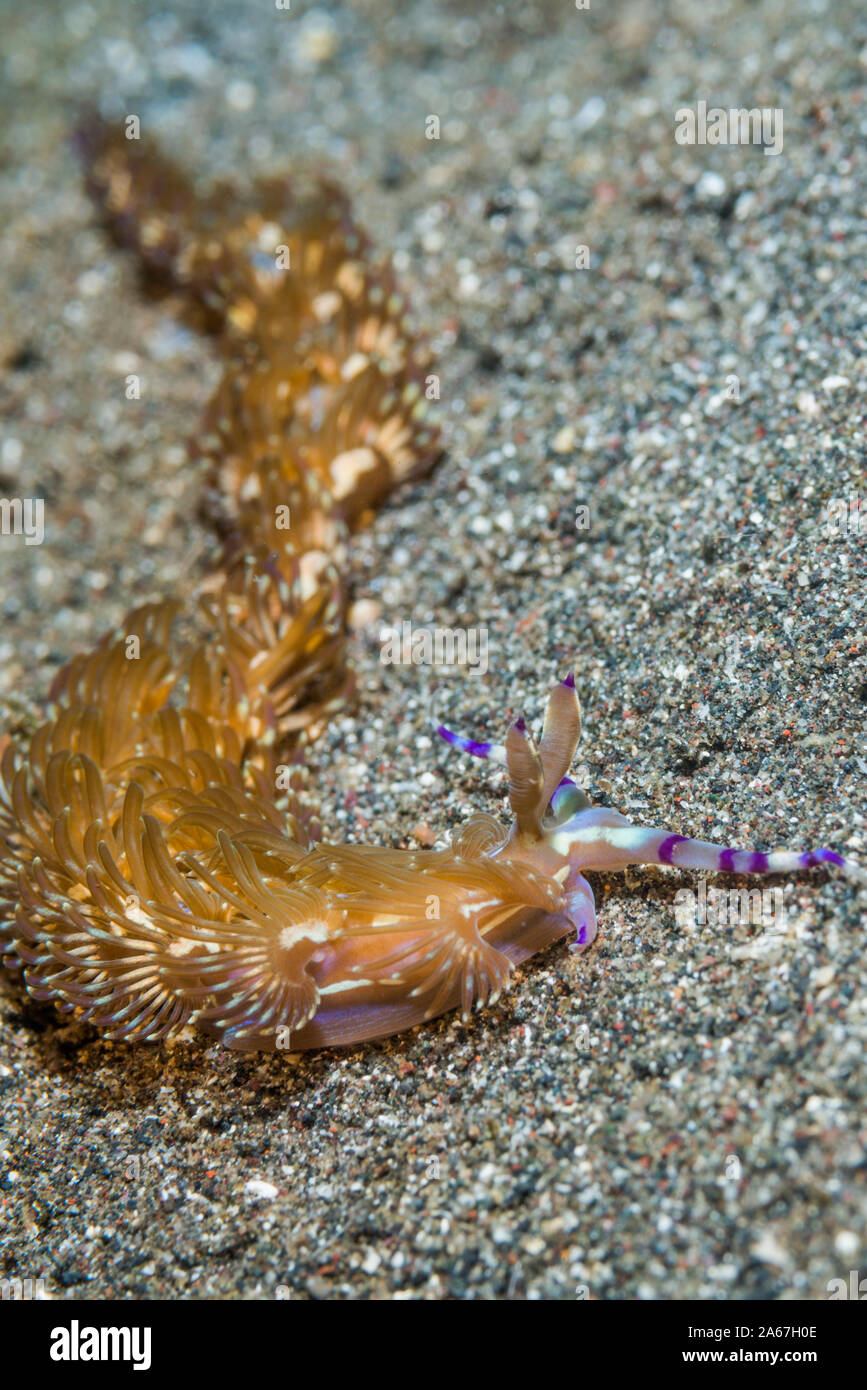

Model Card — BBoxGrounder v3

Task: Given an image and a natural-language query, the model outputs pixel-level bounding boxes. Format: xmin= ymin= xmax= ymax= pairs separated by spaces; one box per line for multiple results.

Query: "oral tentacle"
xmin=566 ymin=821 xmax=865 ymax=884
xmin=434 ymin=723 xmax=507 ymax=764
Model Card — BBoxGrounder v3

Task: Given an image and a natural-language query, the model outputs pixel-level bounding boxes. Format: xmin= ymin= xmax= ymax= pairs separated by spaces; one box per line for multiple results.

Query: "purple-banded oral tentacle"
xmin=551 ymin=812 xmax=866 ymax=885
xmin=538 ymin=671 xmax=583 ymax=810
xmin=434 ymin=723 xmax=507 ymax=764
xmin=505 ymin=716 xmax=545 ymax=840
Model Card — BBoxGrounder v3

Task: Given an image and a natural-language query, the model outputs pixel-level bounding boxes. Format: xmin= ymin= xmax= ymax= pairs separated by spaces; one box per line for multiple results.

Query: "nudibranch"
xmin=0 ymin=120 xmax=862 ymax=1053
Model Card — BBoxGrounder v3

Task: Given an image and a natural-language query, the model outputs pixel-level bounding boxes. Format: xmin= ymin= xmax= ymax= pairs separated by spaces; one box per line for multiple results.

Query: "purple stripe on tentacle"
xmin=819 ymin=849 xmax=846 ymax=867
xmin=658 ymin=834 xmax=687 ymax=864
xmin=436 ymin=724 xmax=503 ymax=761
xmin=718 ymin=849 xmax=737 ymax=872
xmin=801 ymin=849 xmax=845 ymax=869
xmin=576 ymin=923 xmax=588 ymax=945
xmin=562 ymin=672 xmax=575 ymax=689
xmin=749 ymin=852 xmax=769 ymax=873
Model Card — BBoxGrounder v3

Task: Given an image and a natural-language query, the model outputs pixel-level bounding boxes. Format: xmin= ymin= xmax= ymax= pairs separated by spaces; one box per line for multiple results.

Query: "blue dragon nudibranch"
xmin=0 ymin=120 xmax=861 ymax=1054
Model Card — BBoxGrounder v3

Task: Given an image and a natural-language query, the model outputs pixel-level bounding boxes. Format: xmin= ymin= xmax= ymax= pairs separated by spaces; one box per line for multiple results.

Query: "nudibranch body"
xmin=0 ymin=122 xmax=862 ymax=1053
